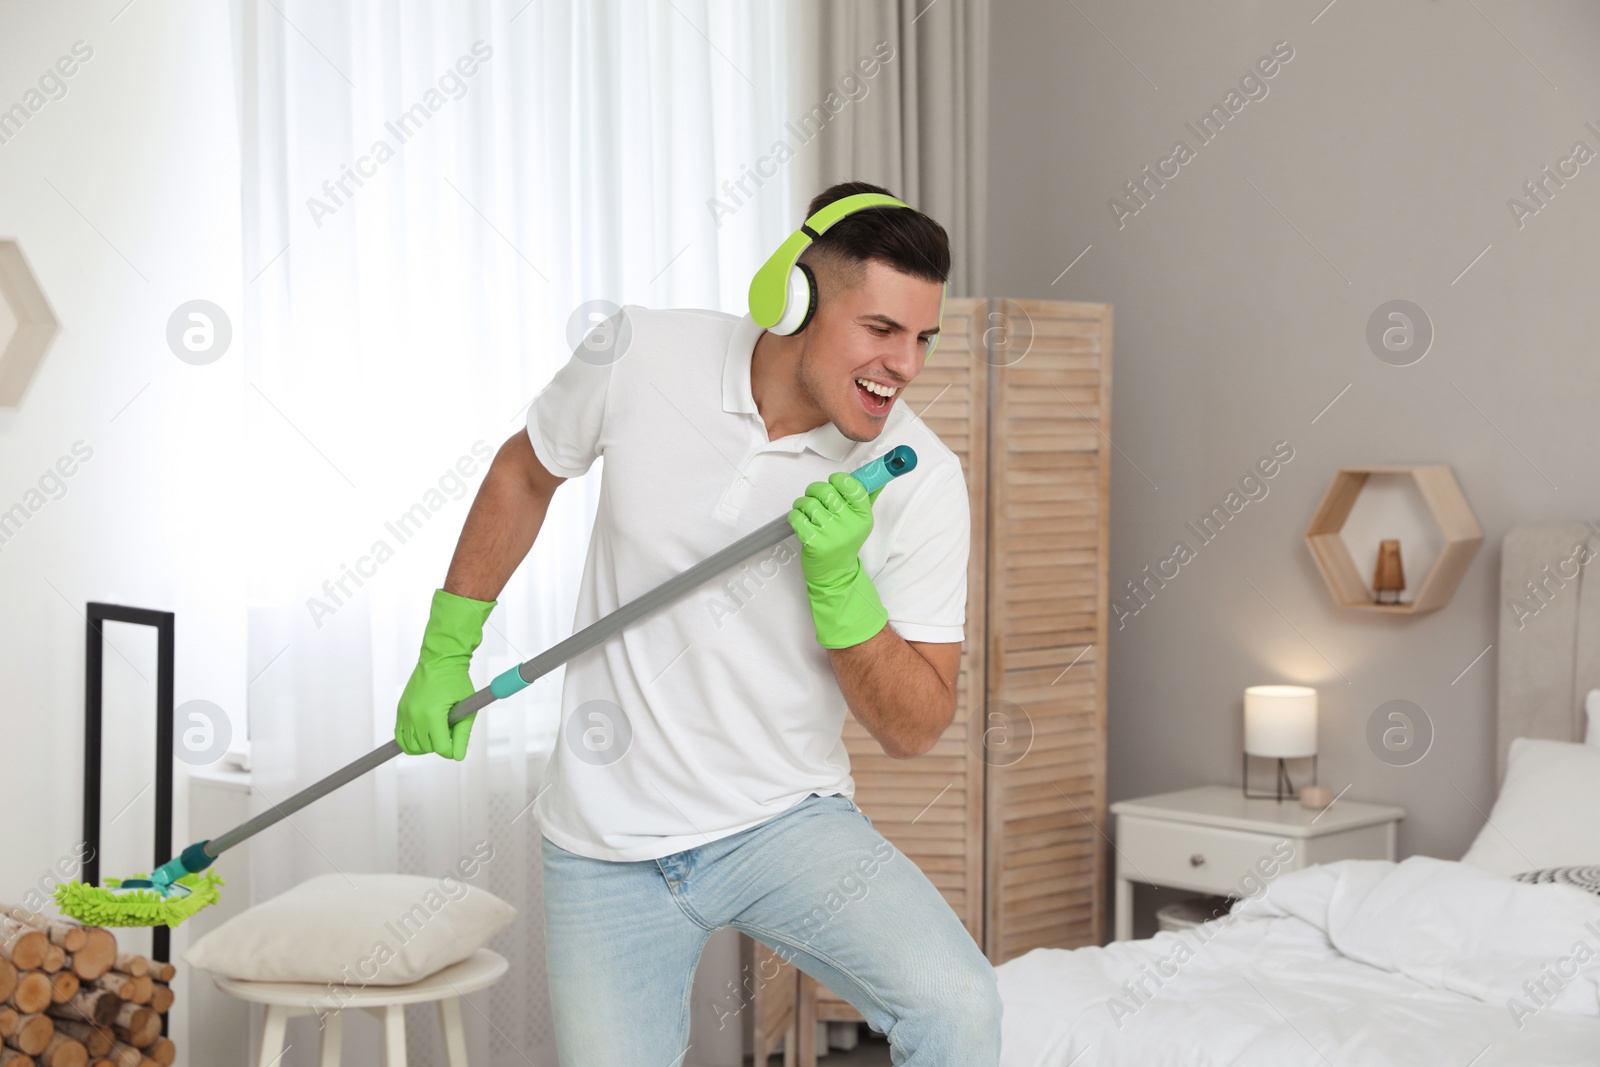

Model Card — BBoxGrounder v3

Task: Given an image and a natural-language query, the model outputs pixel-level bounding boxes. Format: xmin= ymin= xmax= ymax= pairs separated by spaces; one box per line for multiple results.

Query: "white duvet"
xmin=996 ymin=857 xmax=1600 ymax=1065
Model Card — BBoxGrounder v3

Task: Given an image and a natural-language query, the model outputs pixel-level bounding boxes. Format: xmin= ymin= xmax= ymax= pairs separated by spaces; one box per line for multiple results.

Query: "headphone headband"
xmin=802 ymin=192 xmax=910 ymax=236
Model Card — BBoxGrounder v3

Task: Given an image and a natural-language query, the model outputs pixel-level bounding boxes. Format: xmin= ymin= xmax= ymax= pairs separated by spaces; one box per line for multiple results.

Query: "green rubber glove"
xmin=396 ymin=587 xmax=497 ymax=760
xmin=788 ymin=472 xmax=888 ymax=649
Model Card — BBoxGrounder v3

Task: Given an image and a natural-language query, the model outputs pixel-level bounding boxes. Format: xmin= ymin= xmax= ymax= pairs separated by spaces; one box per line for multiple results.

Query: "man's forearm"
xmin=442 ymin=436 xmax=557 ymax=602
xmin=828 ymin=627 xmax=956 ymax=759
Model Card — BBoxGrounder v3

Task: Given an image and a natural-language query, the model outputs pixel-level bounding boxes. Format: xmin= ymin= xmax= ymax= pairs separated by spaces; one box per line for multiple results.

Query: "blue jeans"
xmin=540 ymin=791 xmax=1002 ymax=1065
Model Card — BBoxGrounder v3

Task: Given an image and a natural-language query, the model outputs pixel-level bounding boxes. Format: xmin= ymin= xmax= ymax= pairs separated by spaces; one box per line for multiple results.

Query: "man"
xmin=396 ymin=181 xmax=1002 ymax=1065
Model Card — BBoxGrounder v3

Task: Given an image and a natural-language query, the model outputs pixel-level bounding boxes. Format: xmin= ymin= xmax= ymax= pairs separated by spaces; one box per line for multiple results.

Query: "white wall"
xmin=0 ymin=3 xmax=243 ymax=1062
xmin=985 ymin=1 xmax=1600 ymax=861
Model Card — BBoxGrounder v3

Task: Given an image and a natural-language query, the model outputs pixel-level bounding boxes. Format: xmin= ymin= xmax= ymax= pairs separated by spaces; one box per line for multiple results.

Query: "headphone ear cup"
xmin=793 ymin=260 xmax=819 ymax=335
xmin=774 ymin=261 xmax=818 ymax=336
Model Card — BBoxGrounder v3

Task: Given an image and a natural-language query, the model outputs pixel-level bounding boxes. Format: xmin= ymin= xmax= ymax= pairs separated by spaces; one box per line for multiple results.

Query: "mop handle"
xmin=189 ymin=446 xmax=918 ymax=866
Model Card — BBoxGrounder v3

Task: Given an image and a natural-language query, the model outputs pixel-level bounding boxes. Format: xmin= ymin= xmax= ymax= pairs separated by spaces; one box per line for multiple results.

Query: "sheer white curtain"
xmin=232 ymin=2 xmax=795 ymax=1062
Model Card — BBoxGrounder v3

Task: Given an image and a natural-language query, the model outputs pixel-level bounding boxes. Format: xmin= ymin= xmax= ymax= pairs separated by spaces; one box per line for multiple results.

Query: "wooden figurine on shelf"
xmin=1373 ymin=539 xmax=1405 ymax=604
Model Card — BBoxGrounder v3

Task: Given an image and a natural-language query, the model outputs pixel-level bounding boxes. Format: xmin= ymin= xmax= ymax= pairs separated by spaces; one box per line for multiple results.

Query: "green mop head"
xmin=54 ymin=870 xmax=225 ymax=929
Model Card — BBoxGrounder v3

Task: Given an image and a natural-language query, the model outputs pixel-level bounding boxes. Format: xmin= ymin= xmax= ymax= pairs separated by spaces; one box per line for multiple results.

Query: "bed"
xmin=994 ymin=522 xmax=1600 ymax=1065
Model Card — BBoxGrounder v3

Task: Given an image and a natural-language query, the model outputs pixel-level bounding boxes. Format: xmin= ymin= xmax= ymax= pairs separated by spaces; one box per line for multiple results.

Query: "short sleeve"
xmin=525 ymin=309 xmax=626 ymax=478
xmin=872 ymin=461 xmax=970 ymax=644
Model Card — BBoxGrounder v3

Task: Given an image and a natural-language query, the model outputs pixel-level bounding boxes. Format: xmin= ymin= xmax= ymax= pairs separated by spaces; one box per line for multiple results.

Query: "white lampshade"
xmin=1243 ymin=685 xmax=1318 ymax=758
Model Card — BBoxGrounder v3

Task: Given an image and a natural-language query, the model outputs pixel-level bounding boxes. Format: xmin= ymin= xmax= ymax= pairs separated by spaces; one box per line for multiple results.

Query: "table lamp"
xmin=1243 ymin=684 xmax=1318 ymax=801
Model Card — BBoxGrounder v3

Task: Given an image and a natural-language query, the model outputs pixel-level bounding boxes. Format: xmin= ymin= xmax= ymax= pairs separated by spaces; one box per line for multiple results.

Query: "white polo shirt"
xmin=525 ymin=305 xmax=969 ymax=862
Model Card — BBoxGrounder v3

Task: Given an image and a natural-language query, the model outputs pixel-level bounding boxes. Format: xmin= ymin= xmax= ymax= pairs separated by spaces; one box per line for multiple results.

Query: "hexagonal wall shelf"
xmin=0 ymin=239 xmax=60 ymax=407
xmin=1304 ymin=464 xmax=1482 ymax=614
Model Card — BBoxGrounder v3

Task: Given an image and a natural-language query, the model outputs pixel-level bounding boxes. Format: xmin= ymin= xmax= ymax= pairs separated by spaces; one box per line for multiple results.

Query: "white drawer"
xmin=1116 ymin=815 xmax=1297 ymax=896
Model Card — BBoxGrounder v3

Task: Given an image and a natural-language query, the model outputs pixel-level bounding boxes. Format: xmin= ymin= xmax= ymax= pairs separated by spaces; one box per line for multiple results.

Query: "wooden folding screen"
xmin=982 ymin=299 xmax=1112 ymax=959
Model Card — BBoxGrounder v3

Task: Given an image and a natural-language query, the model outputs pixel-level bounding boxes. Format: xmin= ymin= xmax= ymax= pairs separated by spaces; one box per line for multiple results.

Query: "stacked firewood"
xmin=0 ymin=906 xmax=175 ymax=1067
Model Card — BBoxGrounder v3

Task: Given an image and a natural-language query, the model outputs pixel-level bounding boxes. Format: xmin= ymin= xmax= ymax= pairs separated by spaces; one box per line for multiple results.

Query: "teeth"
xmin=855 ymin=378 xmax=898 ymax=398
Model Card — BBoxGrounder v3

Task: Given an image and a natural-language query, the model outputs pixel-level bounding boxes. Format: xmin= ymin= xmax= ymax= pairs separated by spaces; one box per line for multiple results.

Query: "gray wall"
xmin=984 ymin=0 xmax=1600 ymax=861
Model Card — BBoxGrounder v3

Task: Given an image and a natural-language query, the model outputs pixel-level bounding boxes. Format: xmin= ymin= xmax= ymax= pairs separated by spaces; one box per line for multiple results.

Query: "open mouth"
xmin=854 ymin=376 xmax=898 ymax=417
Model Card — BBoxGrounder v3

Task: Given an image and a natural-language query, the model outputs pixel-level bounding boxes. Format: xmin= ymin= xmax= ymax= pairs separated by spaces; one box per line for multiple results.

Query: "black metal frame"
xmin=82 ymin=602 xmax=175 ymax=965
xmin=1241 ymin=752 xmax=1317 ymax=802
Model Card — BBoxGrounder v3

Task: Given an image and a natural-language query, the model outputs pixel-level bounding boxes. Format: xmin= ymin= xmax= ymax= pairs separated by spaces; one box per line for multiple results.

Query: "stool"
xmin=214 ymin=948 xmax=509 ymax=1067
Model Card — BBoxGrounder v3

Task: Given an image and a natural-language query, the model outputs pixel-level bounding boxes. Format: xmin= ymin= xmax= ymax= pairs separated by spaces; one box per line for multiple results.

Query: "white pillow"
xmin=1460 ymin=738 xmax=1600 ymax=877
xmin=1586 ymin=689 xmax=1600 ymax=746
xmin=185 ymin=873 xmax=515 ymax=985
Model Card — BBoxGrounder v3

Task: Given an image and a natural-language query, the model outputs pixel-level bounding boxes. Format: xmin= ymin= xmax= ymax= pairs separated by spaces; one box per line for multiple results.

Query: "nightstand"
xmin=1109 ymin=785 xmax=1405 ymax=941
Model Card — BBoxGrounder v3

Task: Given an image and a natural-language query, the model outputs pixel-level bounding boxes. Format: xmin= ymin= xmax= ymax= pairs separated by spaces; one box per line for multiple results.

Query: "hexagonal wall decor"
xmin=0 ymin=239 xmax=60 ymax=407
xmin=1304 ymin=464 xmax=1483 ymax=614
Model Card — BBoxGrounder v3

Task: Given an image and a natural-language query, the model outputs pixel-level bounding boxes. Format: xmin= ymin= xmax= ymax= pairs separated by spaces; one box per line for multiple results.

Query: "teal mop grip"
xmin=849 ymin=445 xmax=917 ymax=494
xmin=490 ymin=664 xmax=530 ymax=699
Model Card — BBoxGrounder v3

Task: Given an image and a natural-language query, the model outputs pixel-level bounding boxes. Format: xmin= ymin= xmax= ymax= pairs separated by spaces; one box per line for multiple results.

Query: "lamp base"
xmin=1242 ymin=753 xmax=1317 ymax=802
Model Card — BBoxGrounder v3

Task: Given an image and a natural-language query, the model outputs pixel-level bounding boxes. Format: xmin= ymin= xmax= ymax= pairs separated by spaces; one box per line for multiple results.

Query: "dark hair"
xmin=798 ymin=181 xmax=950 ymax=296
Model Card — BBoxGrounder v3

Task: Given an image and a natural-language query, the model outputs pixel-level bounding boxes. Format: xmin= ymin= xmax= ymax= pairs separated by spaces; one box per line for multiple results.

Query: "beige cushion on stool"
xmin=214 ymin=947 xmax=508 ymax=1067
xmin=185 ymin=872 xmax=516 ymax=985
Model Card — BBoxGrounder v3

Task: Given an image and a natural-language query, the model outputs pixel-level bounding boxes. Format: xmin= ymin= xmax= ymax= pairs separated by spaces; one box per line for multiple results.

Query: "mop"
xmin=55 ymin=445 xmax=918 ymax=928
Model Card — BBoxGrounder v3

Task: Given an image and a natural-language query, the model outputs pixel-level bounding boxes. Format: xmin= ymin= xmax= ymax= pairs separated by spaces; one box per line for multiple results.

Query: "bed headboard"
xmin=1496 ymin=522 xmax=1600 ymax=782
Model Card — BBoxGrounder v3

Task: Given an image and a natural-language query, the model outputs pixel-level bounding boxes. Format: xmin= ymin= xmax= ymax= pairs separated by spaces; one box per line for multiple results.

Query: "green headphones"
xmin=747 ymin=191 xmax=946 ymax=358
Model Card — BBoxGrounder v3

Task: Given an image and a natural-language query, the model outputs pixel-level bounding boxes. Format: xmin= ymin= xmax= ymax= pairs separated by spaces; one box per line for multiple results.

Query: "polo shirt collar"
xmin=723 ymin=313 xmax=762 ymax=415
xmin=723 ymin=313 xmax=855 ymax=462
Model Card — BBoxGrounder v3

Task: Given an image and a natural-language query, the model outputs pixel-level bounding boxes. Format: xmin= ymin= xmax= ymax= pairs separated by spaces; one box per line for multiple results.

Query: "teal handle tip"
xmin=849 ymin=446 xmax=917 ymax=494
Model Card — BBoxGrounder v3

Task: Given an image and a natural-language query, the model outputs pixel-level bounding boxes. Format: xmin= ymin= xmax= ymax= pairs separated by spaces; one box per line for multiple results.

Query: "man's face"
xmin=796 ymin=258 xmax=943 ymax=443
